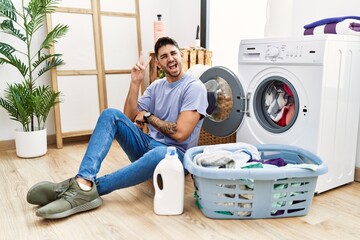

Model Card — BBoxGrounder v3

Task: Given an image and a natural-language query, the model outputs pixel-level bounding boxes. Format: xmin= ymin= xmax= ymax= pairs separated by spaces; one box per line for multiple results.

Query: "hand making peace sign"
xmin=131 ymin=51 xmax=152 ymax=85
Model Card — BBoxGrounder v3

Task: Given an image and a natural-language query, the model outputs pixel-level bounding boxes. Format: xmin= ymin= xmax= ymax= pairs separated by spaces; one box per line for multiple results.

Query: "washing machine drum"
xmin=187 ymin=65 xmax=246 ymax=137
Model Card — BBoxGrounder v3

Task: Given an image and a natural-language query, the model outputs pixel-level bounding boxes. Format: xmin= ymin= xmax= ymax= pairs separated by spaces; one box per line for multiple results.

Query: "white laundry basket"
xmin=184 ymin=144 xmax=328 ymax=219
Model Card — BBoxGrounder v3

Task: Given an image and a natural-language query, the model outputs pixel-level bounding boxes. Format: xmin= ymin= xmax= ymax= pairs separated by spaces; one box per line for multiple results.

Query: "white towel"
xmin=194 ymin=142 xmax=261 ymax=169
xmin=304 ymin=19 xmax=360 ymax=36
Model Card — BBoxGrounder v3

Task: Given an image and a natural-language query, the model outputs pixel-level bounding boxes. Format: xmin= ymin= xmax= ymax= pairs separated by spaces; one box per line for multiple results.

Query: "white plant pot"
xmin=14 ymin=128 xmax=47 ymax=158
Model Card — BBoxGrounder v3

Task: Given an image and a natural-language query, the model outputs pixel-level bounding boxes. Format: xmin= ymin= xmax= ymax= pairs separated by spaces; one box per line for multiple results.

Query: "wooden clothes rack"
xmin=46 ymin=0 xmax=142 ymax=148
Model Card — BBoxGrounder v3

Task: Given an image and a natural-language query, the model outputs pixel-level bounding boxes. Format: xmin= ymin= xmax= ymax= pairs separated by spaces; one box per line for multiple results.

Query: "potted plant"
xmin=0 ymin=0 xmax=68 ymax=158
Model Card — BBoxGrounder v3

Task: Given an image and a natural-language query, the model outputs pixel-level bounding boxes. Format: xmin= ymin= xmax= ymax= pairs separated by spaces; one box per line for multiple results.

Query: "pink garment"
xmin=274 ymin=103 xmax=295 ymax=127
xmin=276 ymin=107 xmax=289 ymax=127
xmin=283 ymin=84 xmax=293 ymax=97
xmin=286 ymin=104 xmax=295 ymax=125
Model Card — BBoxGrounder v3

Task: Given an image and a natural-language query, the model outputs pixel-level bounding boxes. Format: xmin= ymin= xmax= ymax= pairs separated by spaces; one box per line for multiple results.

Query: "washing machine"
xmin=191 ymin=35 xmax=360 ymax=193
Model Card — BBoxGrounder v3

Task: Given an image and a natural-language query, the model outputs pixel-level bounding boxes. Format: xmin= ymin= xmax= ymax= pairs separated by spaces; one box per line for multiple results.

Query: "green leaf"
xmin=0 ymin=56 xmax=28 ymax=77
xmin=0 ymin=19 xmax=26 ymax=41
xmin=0 ymin=54 xmax=28 ymax=77
xmin=0 ymin=82 xmax=33 ymax=131
xmin=37 ymin=56 xmax=64 ymax=77
xmin=0 ymin=42 xmax=16 ymax=58
xmin=41 ymin=24 xmax=69 ymax=49
xmin=28 ymin=0 xmax=61 ymax=16
xmin=32 ymin=53 xmax=62 ymax=69
xmin=32 ymin=85 xmax=61 ymax=128
xmin=26 ymin=0 xmax=61 ymax=35
xmin=0 ymin=0 xmax=17 ymax=21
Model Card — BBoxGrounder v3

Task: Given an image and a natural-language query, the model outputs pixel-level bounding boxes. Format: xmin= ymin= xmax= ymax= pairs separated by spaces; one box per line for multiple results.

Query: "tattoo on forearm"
xmin=160 ymin=122 xmax=177 ymax=135
xmin=150 ymin=116 xmax=177 ymax=136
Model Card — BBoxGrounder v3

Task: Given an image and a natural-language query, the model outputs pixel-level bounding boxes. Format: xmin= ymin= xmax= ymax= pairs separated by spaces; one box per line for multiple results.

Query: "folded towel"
xmin=304 ymin=19 xmax=360 ymax=36
xmin=194 ymin=142 xmax=261 ymax=169
xmin=304 ymin=16 xmax=360 ymax=29
xmin=194 ymin=150 xmax=236 ymax=168
xmin=194 ymin=149 xmax=259 ymax=169
xmin=349 ymin=22 xmax=360 ymax=31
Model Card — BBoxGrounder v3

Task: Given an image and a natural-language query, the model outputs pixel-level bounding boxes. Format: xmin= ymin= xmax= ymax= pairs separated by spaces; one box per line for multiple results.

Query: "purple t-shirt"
xmin=138 ymin=73 xmax=208 ymax=153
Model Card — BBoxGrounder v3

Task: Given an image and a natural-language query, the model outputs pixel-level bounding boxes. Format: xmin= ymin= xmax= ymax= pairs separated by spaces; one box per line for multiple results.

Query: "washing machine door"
xmin=252 ymin=76 xmax=300 ymax=133
xmin=199 ymin=66 xmax=246 ymax=137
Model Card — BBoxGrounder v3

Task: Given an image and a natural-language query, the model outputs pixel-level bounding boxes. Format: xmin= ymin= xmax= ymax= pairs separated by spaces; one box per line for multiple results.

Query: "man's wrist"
xmin=143 ymin=111 xmax=153 ymax=123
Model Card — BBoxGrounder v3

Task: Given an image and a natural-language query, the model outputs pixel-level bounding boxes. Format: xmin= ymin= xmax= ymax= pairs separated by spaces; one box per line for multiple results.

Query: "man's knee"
xmin=100 ymin=108 xmax=125 ymax=120
xmin=151 ymin=146 xmax=168 ymax=160
xmin=102 ymin=108 xmax=121 ymax=115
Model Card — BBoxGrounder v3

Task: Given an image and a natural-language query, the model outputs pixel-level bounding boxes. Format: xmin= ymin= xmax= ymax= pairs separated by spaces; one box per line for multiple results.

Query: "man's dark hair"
xmin=154 ymin=37 xmax=180 ymax=59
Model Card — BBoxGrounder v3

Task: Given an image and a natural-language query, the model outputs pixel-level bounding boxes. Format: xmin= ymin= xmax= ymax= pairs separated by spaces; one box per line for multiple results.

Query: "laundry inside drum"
xmin=263 ymin=80 xmax=295 ymax=127
xmin=205 ymin=77 xmax=233 ymax=122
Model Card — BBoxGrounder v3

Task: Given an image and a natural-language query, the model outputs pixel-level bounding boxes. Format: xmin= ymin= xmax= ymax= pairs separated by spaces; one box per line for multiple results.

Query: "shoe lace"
xmin=61 ymin=189 xmax=77 ymax=200
xmin=55 ymin=179 xmax=72 ymax=198
xmin=56 ymin=188 xmax=68 ymax=198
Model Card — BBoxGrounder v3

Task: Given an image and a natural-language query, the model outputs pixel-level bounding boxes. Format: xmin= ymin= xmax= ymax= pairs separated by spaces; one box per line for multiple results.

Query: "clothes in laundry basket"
xmin=194 ymin=142 xmax=261 ymax=169
xmin=191 ymin=142 xmax=320 ymax=217
xmin=185 ymin=143 xmax=328 ymax=219
xmin=193 ymin=142 xmax=319 ymax=170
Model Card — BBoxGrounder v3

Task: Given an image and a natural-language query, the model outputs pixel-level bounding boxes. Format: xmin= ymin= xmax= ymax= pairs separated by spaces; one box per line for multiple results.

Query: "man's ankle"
xmin=76 ymin=177 xmax=92 ymax=190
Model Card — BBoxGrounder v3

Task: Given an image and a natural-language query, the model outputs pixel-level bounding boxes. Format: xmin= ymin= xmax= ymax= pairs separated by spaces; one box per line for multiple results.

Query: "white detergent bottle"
xmin=153 ymin=146 xmax=184 ymax=215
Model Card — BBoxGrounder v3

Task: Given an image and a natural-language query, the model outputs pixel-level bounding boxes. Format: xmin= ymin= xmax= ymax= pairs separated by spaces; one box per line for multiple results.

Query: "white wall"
xmin=207 ymin=0 xmax=268 ymax=73
xmin=265 ymin=0 xmax=360 ymax=37
xmin=139 ymin=0 xmax=200 ymax=86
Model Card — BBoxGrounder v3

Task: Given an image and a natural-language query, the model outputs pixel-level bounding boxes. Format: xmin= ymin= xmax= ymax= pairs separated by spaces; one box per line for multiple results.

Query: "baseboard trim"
xmin=0 ymin=134 xmax=91 ymax=151
xmin=0 ymin=139 xmax=15 ymax=151
xmin=0 ymin=135 xmax=56 ymax=151
xmin=0 ymin=135 xmax=57 ymax=151
xmin=355 ymin=167 xmax=360 ymax=183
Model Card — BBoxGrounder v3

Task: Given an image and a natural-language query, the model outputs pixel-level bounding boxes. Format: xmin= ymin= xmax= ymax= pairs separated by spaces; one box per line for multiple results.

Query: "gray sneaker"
xmin=36 ymin=178 xmax=103 ymax=219
xmin=27 ymin=178 xmax=71 ymax=206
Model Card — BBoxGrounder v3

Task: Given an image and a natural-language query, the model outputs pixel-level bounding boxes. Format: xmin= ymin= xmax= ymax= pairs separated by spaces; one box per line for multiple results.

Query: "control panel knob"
xmin=267 ymin=47 xmax=280 ymax=58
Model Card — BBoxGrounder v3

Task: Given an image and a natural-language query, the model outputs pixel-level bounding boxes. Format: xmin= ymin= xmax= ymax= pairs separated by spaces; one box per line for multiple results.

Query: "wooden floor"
xmin=1 ymin=141 xmax=360 ymax=240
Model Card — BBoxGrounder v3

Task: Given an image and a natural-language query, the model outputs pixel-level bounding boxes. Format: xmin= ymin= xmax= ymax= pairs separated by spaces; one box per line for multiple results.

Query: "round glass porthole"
xmin=199 ymin=66 xmax=246 ymax=137
xmin=253 ymin=76 xmax=299 ymax=133
xmin=204 ymin=77 xmax=233 ymax=122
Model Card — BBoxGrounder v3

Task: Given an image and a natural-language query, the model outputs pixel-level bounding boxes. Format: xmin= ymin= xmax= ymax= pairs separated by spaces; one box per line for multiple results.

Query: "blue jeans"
xmin=76 ymin=108 xmax=185 ymax=196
